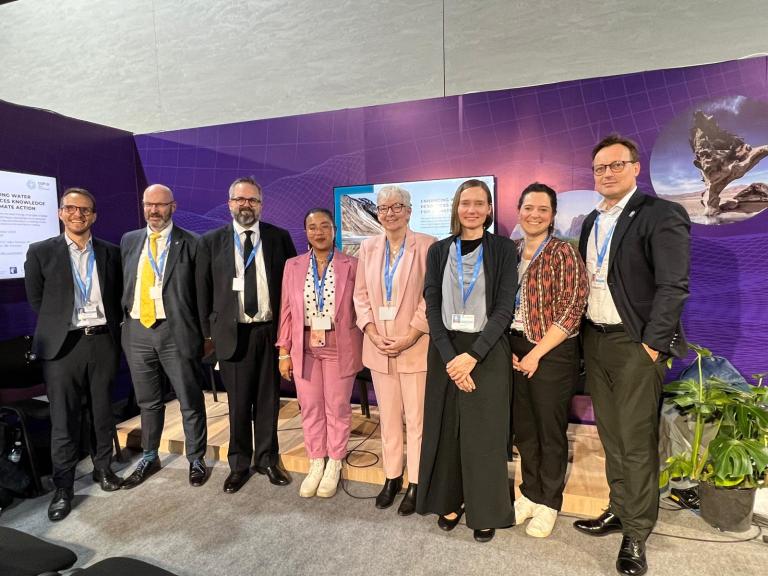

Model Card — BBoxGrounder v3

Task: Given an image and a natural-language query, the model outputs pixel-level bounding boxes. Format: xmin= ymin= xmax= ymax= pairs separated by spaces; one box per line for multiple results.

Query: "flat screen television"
xmin=333 ymin=175 xmax=495 ymax=255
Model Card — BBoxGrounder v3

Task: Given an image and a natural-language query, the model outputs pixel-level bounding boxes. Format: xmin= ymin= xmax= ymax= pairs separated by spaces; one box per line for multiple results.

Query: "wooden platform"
xmin=116 ymin=391 xmax=609 ymax=516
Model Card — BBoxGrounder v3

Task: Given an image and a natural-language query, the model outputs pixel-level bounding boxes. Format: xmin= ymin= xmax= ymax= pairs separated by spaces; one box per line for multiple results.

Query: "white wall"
xmin=0 ymin=0 xmax=765 ymax=134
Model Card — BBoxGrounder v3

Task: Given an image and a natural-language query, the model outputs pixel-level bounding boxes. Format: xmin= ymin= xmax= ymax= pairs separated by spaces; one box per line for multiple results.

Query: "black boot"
xmin=375 ymin=475 xmax=403 ymax=509
xmin=397 ymin=483 xmax=417 ymax=516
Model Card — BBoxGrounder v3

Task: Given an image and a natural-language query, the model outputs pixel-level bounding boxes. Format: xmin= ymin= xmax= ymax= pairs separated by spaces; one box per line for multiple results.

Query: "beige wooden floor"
xmin=116 ymin=391 xmax=609 ymax=516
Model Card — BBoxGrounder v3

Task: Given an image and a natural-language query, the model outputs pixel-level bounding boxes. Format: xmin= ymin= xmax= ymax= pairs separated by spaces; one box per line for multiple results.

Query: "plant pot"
xmin=698 ymin=481 xmax=756 ymax=532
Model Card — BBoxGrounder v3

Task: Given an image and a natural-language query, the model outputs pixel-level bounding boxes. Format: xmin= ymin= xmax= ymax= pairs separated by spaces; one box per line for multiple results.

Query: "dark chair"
xmin=0 ymin=527 xmax=77 ymax=576
xmin=355 ymin=368 xmax=372 ymax=419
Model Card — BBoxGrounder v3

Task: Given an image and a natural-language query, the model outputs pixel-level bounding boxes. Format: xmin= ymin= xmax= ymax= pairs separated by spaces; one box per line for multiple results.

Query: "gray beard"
xmin=232 ymin=209 xmax=257 ymax=227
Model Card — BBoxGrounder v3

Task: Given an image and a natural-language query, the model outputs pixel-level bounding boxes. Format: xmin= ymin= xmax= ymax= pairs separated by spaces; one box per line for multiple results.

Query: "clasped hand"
xmin=446 ymin=353 xmax=477 ymax=392
xmin=512 ymin=353 xmax=539 ymax=378
xmin=370 ymin=333 xmax=416 ymax=357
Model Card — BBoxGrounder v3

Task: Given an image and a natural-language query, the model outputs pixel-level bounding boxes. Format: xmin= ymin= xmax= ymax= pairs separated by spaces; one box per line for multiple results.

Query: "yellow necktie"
xmin=139 ymin=232 xmax=161 ymax=327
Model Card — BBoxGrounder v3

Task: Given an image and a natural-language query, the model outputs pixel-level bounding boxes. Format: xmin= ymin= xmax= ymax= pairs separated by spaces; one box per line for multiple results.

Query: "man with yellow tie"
xmin=120 ymin=184 xmax=209 ymax=488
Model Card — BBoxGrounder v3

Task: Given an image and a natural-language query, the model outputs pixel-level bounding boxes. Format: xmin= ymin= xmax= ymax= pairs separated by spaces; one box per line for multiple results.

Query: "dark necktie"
xmin=243 ymin=230 xmax=258 ymax=317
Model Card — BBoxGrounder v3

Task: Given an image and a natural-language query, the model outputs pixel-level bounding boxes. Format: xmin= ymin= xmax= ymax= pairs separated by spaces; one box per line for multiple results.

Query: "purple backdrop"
xmin=135 ymin=57 xmax=768 ymax=380
xmin=0 ymin=99 xmax=144 ymax=342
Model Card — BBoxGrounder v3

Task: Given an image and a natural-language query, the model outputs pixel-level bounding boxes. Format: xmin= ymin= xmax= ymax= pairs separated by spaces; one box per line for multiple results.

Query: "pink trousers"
xmin=294 ymin=330 xmax=356 ymax=460
xmin=370 ymin=369 xmax=426 ymax=482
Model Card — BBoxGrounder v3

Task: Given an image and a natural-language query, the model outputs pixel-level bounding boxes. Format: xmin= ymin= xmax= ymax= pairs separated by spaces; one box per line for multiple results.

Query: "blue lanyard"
xmin=233 ymin=228 xmax=260 ymax=271
xmin=593 ymin=214 xmax=617 ymax=271
xmin=146 ymin=234 xmax=170 ymax=281
xmin=311 ymin=249 xmax=334 ymax=313
xmin=515 ymin=236 xmax=550 ymax=310
xmin=455 ymin=237 xmax=484 ymax=307
xmin=383 ymin=237 xmax=405 ymax=303
xmin=71 ymin=245 xmax=96 ymax=304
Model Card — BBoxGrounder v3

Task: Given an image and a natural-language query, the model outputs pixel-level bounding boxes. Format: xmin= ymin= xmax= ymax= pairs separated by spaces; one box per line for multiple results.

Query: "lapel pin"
xmin=629 ymin=210 xmax=636 ymax=218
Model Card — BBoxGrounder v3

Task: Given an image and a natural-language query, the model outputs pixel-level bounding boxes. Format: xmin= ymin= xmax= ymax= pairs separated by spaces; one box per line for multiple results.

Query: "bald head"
xmin=142 ymin=184 xmax=176 ymax=232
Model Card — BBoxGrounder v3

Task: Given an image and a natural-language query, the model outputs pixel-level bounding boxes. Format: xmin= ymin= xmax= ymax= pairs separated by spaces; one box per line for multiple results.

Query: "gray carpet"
xmin=1 ymin=452 xmax=765 ymax=576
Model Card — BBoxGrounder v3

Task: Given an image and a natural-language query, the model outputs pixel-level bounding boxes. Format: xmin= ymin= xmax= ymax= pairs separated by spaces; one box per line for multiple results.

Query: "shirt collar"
xmin=64 ymin=233 xmax=93 ymax=251
xmin=233 ymin=220 xmax=260 ymax=237
xmin=596 ymin=186 xmax=637 ymax=215
xmin=145 ymin=221 xmax=174 ymax=240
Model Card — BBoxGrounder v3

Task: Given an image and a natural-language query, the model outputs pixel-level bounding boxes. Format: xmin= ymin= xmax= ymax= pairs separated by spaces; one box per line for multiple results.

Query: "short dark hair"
xmin=592 ymin=133 xmax=640 ymax=162
xmin=450 ymin=179 xmax=494 ymax=235
xmin=228 ymin=176 xmax=262 ymax=198
xmin=304 ymin=207 xmax=334 ymax=229
xmin=518 ymin=182 xmax=557 ymax=234
xmin=60 ymin=187 xmax=97 ymax=212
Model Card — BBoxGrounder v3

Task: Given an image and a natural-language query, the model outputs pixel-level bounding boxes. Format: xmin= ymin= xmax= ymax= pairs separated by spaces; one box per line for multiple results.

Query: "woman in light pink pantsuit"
xmin=353 ymin=185 xmax=436 ymax=515
xmin=277 ymin=208 xmax=363 ymax=498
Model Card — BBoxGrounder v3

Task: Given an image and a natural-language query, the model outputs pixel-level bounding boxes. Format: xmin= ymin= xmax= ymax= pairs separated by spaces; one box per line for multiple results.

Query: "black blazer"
xmin=424 ymin=232 xmax=518 ymax=364
xmin=24 ymin=234 xmax=123 ymax=360
xmin=578 ymin=190 xmax=690 ymax=358
xmin=196 ymin=221 xmax=297 ymax=360
xmin=120 ymin=224 xmax=203 ymax=359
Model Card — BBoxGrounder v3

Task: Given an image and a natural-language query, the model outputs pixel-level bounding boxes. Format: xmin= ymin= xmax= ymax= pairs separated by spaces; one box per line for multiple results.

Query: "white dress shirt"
xmin=233 ymin=220 xmax=272 ymax=322
xmin=66 ymin=234 xmax=107 ymax=328
xmin=130 ymin=222 xmax=173 ymax=320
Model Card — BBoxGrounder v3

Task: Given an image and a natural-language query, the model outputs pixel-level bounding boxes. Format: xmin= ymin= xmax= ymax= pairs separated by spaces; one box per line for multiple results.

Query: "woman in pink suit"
xmin=276 ymin=208 xmax=363 ymax=498
xmin=353 ymin=185 xmax=436 ymax=515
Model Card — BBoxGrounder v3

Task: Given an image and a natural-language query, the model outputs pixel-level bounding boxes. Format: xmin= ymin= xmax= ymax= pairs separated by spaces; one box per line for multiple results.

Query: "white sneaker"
xmin=526 ymin=504 xmax=558 ymax=538
xmin=299 ymin=458 xmax=326 ymax=498
xmin=316 ymin=458 xmax=342 ymax=498
xmin=514 ymin=494 xmax=537 ymax=525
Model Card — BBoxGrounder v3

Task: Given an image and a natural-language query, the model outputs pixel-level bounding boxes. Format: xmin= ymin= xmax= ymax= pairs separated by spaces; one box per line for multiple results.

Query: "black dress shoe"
xmin=397 ymin=483 xmax=417 ymax=516
xmin=375 ymin=475 xmax=403 ymax=509
xmin=573 ymin=510 xmax=623 ymax=536
xmin=473 ymin=528 xmax=495 ymax=543
xmin=223 ymin=470 xmax=251 ymax=493
xmin=189 ymin=458 xmax=209 ymax=487
xmin=48 ymin=487 xmax=74 ymax=522
xmin=92 ymin=467 xmax=123 ymax=492
xmin=122 ymin=458 xmax=161 ymax=490
xmin=616 ymin=535 xmax=647 ymax=576
xmin=437 ymin=507 xmax=464 ymax=531
xmin=254 ymin=464 xmax=291 ymax=486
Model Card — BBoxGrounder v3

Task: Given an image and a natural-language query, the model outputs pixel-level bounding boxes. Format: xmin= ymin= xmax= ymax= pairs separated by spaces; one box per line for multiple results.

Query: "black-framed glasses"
xmin=229 ymin=197 xmax=262 ymax=207
xmin=60 ymin=205 xmax=93 ymax=216
xmin=142 ymin=201 xmax=175 ymax=209
xmin=376 ymin=203 xmax=407 ymax=215
xmin=592 ymin=160 xmax=637 ymax=176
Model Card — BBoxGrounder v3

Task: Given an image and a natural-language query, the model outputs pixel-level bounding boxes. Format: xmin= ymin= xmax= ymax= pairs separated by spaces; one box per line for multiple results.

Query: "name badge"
xmin=451 ymin=314 xmax=475 ymax=331
xmin=378 ymin=306 xmax=396 ymax=321
xmin=232 ymin=277 xmax=245 ymax=292
xmin=78 ymin=304 xmax=99 ymax=321
xmin=311 ymin=316 xmax=332 ymax=330
xmin=591 ymin=270 xmax=607 ymax=289
xmin=310 ymin=329 xmax=326 ymax=348
xmin=149 ymin=285 xmax=163 ymax=300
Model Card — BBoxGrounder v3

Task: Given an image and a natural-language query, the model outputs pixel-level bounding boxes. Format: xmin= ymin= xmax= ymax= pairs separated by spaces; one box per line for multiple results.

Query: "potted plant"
xmin=660 ymin=344 xmax=768 ymax=532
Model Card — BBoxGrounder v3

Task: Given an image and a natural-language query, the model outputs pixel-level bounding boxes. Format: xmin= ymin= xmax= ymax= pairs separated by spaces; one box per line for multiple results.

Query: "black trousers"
xmin=43 ymin=330 xmax=119 ymax=489
xmin=123 ymin=319 xmax=208 ymax=462
xmin=510 ymin=333 xmax=578 ymax=511
xmin=583 ymin=324 xmax=666 ymax=541
xmin=219 ymin=322 xmax=280 ymax=473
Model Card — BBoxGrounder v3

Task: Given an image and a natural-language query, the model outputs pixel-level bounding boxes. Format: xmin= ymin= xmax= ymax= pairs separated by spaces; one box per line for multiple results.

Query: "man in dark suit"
xmin=196 ymin=176 xmax=297 ymax=493
xmin=574 ymin=135 xmax=690 ymax=576
xmin=120 ymin=184 xmax=209 ymax=489
xmin=24 ymin=187 xmax=123 ymax=522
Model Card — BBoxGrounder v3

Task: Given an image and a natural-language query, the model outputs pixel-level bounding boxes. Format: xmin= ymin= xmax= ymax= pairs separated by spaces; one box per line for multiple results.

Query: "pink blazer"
xmin=353 ymin=230 xmax=436 ymax=374
xmin=276 ymin=251 xmax=363 ymax=379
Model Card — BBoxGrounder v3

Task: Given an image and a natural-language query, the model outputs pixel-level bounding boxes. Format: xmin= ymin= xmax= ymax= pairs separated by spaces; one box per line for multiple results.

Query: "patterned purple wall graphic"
xmin=130 ymin=57 xmax=765 ymax=380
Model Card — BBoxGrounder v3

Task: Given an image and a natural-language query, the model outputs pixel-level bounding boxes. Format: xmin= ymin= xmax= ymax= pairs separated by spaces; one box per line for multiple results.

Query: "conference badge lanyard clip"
xmin=379 ymin=236 xmax=405 ymax=322
xmin=72 ymin=247 xmax=99 ymax=322
xmin=451 ymin=237 xmax=483 ymax=331
xmin=592 ymin=215 xmax=617 ymax=290
xmin=231 ymin=228 xmax=260 ymax=293
xmin=147 ymin=234 xmax=170 ymax=301
xmin=310 ymin=249 xmax=334 ymax=347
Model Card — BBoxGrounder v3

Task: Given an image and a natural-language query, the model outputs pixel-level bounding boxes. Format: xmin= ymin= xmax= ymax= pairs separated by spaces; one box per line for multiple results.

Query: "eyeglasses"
xmin=60 ymin=205 xmax=94 ymax=216
xmin=143 ymin=201 xmax=175 ymax=209
xmin=229 ymin=197 xmax=262 ymax=207
xmin=307 ymin=223 xmax=334 ymax=234
xmin=592 ymin=160 xmax=637 ymax=176
xmin=376 ymin=203 xmax=407 ymax=215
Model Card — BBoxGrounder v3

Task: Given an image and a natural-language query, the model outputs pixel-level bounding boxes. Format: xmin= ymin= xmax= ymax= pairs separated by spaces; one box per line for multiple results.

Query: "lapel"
xmin=217 ymin=224 xmax=236 ymax=279
xmin=292 ymin=252 xmax=310 ymax=311
xmin=93 ymin=237 xmax=108 ymax=296
xmin=260 ymin=223 xmax=273 ymax=286
xmin=393 ymin=231 xmax=416 ymax=316
xmin=333 ymin=252 xmax=350 ymax=310
xmin=608 ymin=191 xmax=646 ymax=272
xmin=579 ymin=211 xmax=598 ymax=261
xmin=55 ymin=235 xmax=75 ymax=296
xmin=370 ymin=235 xmax=385 ymax=307
xmin=162 ymin=226 xmax=182 ymax=282
xmin=124 ymin=231 xmax=144 ymax=297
